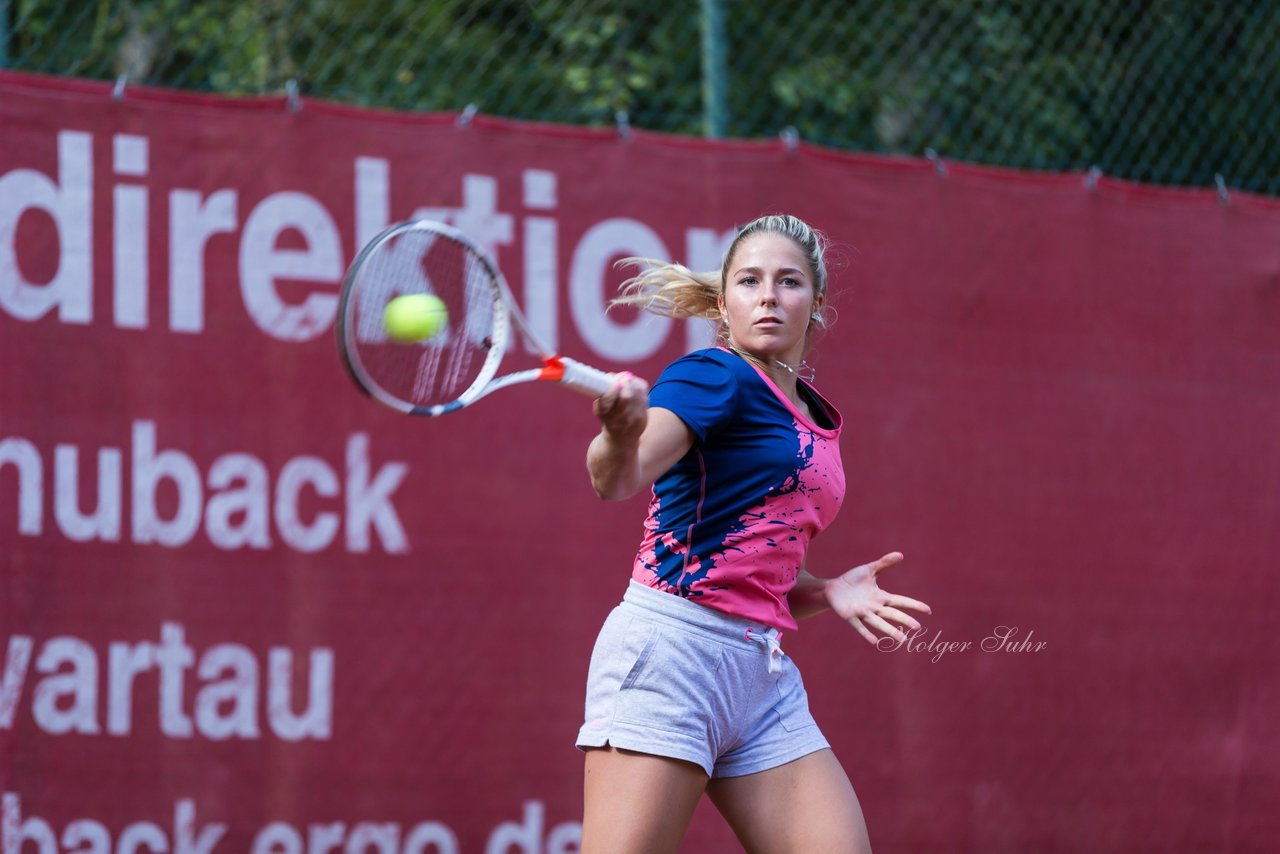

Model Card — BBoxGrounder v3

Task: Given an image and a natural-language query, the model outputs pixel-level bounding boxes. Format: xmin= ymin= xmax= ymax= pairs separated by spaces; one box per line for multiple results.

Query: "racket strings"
xmin=435 ymin=251 xmax=494 ymax=398
xmin=411 ymin=344 xmax=442 ymax=404
xmin=347 ymin=228 xmax=499 ymax=408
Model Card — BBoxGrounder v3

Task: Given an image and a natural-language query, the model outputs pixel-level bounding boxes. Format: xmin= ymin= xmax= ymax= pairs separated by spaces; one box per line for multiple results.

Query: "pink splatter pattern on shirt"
xmin=634 ymin=414 xmax=844 ymax=631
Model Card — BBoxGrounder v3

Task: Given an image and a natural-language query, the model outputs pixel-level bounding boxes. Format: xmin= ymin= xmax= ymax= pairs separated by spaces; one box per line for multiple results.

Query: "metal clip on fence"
xmin=1215 ymin=174 xmax=1230 ymax=206
xmin=286 ymin=80 xmax=301 ymax=112
xmin=615 ymin=110 xmax=632 ymax=141
xmin=1085 ymin=165 xmax=1103 ymax=191
xmin=780 ymin=126 xmax=799 ymax=153
xmin=925 ymin=148 xmax=948 ymax=178
xmin=112 ymin=75 xmax=128 ymax=101
xmin=457 ymin=104 xmax=478 ymax=127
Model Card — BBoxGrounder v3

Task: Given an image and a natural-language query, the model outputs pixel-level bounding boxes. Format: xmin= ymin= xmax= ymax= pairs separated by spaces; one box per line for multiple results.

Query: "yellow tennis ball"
xmin=384 ymin=294 xmax=448 ymax=342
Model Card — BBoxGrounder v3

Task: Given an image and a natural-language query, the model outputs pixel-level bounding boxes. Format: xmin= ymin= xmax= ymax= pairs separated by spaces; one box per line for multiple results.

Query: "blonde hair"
xmin=613 ymin=214 xmax=830 ymax=343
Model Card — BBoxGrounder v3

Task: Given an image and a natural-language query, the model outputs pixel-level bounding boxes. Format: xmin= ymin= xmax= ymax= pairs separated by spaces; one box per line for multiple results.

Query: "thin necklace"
xmin=725 ymin=342 xmax=816 ymax=382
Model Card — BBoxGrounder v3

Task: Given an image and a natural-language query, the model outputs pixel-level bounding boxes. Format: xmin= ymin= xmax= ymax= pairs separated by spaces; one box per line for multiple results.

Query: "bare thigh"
xmin=581 ymin=746 xmax=709 ymax=854
xmin=706 ymin=748 xmax=872 ymax=854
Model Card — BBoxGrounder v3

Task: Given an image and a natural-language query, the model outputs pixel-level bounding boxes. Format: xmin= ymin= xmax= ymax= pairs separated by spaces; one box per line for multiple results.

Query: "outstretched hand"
xmin=824 ymin=552 xmax=932 ymax=645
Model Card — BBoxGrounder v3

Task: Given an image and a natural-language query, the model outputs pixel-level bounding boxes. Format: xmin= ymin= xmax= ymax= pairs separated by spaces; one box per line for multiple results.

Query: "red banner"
xmin=3 ymin=70 xmax=1278 ymax=852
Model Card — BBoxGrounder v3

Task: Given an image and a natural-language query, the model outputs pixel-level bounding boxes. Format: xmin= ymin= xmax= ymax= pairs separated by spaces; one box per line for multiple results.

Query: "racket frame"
xmin=337 ymin=219 xmax=613 ymax=416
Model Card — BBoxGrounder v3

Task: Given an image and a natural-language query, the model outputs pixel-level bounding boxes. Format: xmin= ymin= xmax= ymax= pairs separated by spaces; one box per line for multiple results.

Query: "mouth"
xmin=754 ymin=316 xmax=784 ymax=327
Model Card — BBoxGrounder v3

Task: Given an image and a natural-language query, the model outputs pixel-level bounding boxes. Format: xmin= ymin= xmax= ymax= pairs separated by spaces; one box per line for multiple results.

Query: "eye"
xmin=737 ymin=275 xmax=758 ymax=286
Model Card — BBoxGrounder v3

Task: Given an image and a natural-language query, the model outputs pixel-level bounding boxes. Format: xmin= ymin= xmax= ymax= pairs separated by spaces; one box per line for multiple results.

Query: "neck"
xmin=724 ymin=343 xmax=814 ymax=389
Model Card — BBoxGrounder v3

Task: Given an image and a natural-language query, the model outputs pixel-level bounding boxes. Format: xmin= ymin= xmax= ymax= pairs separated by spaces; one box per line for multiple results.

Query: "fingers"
xmin=593 ymin=372 xmax=630 ymax=415
xmin=594 ymin=373 xmax=649 ymax=442
xmin=876 ymin=605 xmax=923 ymax=633
xmin=599 ymin=373 xmax=645 ymax=407
xmin=604 ymin=371 xmax=641 ymax=397
xmin=850 ymin=617 xmax=879 ymax=646
xmin=885 ymin=593 xmax=932 ymax=616
xmin=863 ymin=612 xmax=907 ymax=642
xmin=612 ymin=374 xmax=645 ymax=414
xmin=612 ymin=376 xmax=645 ymax=421
xmin=850 ymin=612 xmax=906 ymax=646
xmin=846 ymin=595 xmax=930 ymax=644
xmin=870 ymin=552 xmax=904 ymax=575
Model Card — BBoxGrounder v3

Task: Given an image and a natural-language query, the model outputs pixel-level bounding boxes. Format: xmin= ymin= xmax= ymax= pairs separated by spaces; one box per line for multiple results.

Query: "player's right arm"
xmin=588 ymin=374 xmax=694 ymax=501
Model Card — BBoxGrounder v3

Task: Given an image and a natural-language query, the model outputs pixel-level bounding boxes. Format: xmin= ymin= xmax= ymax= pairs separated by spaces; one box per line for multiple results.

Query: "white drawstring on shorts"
xmin=745 ymin=627 xmax=785 ymax=674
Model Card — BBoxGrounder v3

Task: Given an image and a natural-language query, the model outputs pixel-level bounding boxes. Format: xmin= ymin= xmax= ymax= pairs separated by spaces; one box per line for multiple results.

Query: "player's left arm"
xmin=788 ymin=568 xmax=833 ymax=621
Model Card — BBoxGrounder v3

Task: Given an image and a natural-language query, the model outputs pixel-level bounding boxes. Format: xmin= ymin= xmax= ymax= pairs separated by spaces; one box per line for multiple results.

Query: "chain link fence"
xmin=4 ymin=0 xmax=1276 ymax=195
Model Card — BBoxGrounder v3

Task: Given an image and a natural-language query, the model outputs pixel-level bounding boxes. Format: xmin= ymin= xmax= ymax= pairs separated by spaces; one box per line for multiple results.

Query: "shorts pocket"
xmin=614 ymin=624 xmax=724 ymax=736
xmin=772 ymin=678 xmax=818 ymax=732
xmin=618 ymin=621 xmax=659 ymax=691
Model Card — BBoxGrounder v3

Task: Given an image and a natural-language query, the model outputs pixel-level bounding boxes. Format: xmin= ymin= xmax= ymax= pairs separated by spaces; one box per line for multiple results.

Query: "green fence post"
xmin=700 ymin=0 xmax=727 ymax=138
xmin=0 ymin=0 xmax=9 ymax=68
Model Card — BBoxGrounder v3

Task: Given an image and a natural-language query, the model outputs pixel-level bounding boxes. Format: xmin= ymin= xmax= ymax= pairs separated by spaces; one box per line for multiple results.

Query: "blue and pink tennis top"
xmin=632 ymin=347 xmax=845 ymax=631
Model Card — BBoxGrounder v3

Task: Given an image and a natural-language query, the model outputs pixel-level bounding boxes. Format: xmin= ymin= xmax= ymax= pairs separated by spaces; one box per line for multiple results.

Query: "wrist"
xmin=789 ymin=571 xmax=833 ymax=620
xmin=599 ymin=426 xmax=642 ymax=451
xmin=815 ymin=577 xmax=836 ymax=608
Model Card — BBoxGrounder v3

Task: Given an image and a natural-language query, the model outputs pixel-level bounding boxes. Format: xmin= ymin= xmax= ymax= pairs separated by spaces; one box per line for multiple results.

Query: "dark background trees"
xmin=4 ymin=0 xmax=1275 ymax=194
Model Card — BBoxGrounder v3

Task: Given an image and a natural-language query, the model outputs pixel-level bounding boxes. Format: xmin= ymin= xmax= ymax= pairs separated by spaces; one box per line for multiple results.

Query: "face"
xmin=718 ymin=232 xmax=824 ymax=365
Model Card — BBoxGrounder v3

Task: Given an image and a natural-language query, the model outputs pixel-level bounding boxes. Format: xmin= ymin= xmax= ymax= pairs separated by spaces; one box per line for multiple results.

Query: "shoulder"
xmin=656 ymin=347 xmax=750 ymax=383
xmin=661 ymin=346 xmax=736 ymax=370
xmin=649 ymin=349 xmax=743 ymax=440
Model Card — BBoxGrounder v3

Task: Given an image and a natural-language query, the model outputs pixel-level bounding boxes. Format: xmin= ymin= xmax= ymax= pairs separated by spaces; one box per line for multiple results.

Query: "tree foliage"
xmin=4 ymin=0 xmax=1275 ymax=193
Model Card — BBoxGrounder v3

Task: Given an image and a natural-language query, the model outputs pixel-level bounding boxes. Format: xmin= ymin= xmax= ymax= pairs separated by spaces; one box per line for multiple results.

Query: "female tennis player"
xmin=577 ymin=214 xmax=931 ymax=852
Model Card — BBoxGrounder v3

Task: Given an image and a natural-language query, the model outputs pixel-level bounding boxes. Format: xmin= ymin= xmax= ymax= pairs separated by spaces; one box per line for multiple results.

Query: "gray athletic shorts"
xmin=576 ymin=580 xmax=830 ymax=778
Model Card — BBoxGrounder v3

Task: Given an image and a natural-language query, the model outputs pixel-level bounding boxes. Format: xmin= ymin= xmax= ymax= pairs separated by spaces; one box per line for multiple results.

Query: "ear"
xmin=811 ymin=293 xmax=826 ymax=321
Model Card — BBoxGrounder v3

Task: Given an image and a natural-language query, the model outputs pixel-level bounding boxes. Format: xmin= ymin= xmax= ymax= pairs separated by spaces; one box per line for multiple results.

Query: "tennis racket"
xmin=336 ymin=219 xmax=616 ymax=415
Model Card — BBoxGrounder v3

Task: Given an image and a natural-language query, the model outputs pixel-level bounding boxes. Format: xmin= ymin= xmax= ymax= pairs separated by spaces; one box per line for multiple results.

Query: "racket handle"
xmin=555 ymin=357 xmax=617 ymax=398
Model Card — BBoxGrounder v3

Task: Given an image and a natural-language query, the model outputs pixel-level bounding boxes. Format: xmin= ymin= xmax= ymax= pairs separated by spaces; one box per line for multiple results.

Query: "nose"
xmin=759 ymin=280 xmax=778 ymax=305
